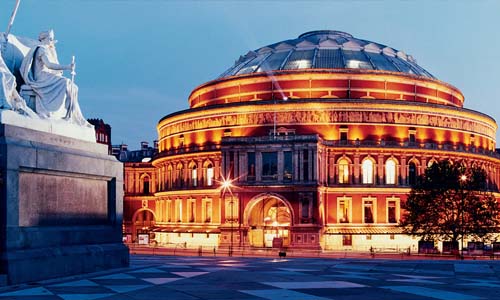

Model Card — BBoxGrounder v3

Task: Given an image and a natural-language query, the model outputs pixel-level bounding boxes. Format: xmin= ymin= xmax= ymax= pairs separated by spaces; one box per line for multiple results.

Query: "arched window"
xmin=191 ymin=164 xmax=198 ymax=187
xmin=176 ymin=163 xmax=184 ymax=188
xmin=206 ymin=163 xmax=214 ymax=186
xmin=385 ymin=159 xmax=396 ymax=185
xmin=362 ymin=159 xmax=374 ymax=184
xmin=338 ymin=158 xmax=349 ymax=184
xmin=408 ymin=162 xmax=417 ymax=185
xmin=167 ymin=164 xmax=173 ymax=189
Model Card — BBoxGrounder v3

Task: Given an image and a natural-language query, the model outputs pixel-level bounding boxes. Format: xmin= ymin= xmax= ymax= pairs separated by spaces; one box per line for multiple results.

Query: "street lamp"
xmin=220 ymin=178 xmax=234 ymax=256
xmin=460 ymin=174 xmax=467 ymax=259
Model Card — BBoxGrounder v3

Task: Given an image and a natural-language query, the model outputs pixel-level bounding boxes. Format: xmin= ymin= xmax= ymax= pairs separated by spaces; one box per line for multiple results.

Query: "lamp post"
xmin=460 ymin=174 xmax=467 ymax=260
xmin=221 ymin=178 xmax=233 ymax=256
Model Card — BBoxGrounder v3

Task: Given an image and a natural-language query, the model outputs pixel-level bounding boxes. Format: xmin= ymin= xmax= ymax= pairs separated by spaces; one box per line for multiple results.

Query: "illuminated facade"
xmin=127 ymin=30 xmax=500 ymax=251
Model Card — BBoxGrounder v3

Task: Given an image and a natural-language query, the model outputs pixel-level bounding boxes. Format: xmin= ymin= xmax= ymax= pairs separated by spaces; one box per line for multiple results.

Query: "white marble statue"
xmin=19 ymin=30 xmax=90 ymax=127
xmin=0 ymin=33 xmax=35 ymax=117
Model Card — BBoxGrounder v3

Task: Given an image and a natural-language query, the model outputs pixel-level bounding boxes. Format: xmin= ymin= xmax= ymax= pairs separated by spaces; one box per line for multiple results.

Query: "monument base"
xmin=0 ymin=123 xmax=129 ymax=284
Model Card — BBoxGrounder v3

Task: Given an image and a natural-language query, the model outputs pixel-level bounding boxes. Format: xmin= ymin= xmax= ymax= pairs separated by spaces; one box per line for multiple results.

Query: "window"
xmin=175 ymin=199 xmax=182 ymax=222
xmin=342 ymin=234 xmax=352 ymax=246
xmin=262 ymin=152 xmax=278 ymax=180
xmin=284 ymin=151 xmax=293 ymax=181
xmin=362 ymin=159 xmax=374 ymax=184
xmin=385 ymin=159 xmax=396 ymax=184
xmin=188 ymin=200 xmax=195 ymax=223
xmin=338 ymin=158 xmax=349 ymax=184
xmin=409 ymin=129 xmax=416 ymax=144
xmin=167 ymin=165 xmax=173 ymax=189
xmin=338 ymin=197 xmax=351 ymax=223
xmin=247 ymin=152 xmax=256 ymax=180
xmin=303 ymin=150 xmax=309 ymax=181
xmin=408 ymin=162 xmax=417 ymax=185
xmin=229 ymin=151 xmax=235 ymax=179
xmin=142 ymin=176 xmax=150 ymax=194
xmin=203 ymin=199 xmax=212 ymax=223
xmin=301 ymin=198 xmax=310 ymax=219
xmin=363 ymin=200 xmax=374 ymax=223
xmin=206 ymin=163 xmax=214 ymax=186
xmin=339 ymin=126 xmax=349 ymax=144
xmin=176 ymin=163 xmax=184 ymax=188
xmin=166 ymin=200 xmax=172 ymax=222
xmin=388 ymin=200 xmax=397 ymax=223
xmin=191 ymin=165 xmax=197 ymax=187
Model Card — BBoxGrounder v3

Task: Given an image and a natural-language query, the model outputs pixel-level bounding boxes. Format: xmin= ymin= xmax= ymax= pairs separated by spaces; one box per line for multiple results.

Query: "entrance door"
xmin=247 ymin=196 xmax=291 ymax=248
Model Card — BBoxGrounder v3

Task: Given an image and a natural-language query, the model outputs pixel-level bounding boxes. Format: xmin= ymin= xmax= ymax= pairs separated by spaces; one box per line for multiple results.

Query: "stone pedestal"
xmin=0 ymin=123 xmax=129 ymax=284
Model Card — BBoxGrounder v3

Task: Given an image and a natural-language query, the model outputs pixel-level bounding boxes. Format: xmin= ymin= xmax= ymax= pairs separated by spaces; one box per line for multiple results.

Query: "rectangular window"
xmin=175 ymin=200 xmax=182 ymax=222
xmin=303 ymin=150 xmax=309 ymax=181
xmin=388 ymin=200 xmax=397 ymax=223
xmin=203 ymin=200 xmax=212 ymax=223
xmin=301 ymin=199 xmax=310 ymax=219
xmin=338 ymin=198 xmax=350 ymax=223
xmin=409 ymin=128 xmax=416 ymax=144
xmin=284 ymin=151 xmax=293 ymax=181
xmin=247 ymin=152 xmax=256 ymax=181
xmin=188 ymin=200 xmax=195 ymax=223
xmin=229 ymin=151 xmax=234 ymax=179
xmin=364 ymin=200 xmax=374 ymax=223
xmin=342 ymin=234 xmax=352 ymax=246
xmin=340 ymin=126 xmax=349 ymax=145
xmin=262 ymin=152 xmax=278 ymax=180
xmin=166 ymin=200 xmax=172 ymax=222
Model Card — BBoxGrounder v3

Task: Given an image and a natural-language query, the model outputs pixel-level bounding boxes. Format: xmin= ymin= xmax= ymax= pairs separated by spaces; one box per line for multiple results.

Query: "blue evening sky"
xmin=1 ymin=0 xmax=499 ymax=148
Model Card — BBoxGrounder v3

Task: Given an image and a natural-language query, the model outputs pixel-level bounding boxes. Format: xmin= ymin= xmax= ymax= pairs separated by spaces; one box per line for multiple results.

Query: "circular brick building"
xmin=132 ymin=30 xmax=500 ymax=252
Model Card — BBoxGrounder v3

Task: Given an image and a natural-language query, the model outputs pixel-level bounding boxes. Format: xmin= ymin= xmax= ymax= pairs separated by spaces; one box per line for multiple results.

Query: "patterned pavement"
xmin=1 ymin=255 xmax=500 ymax=299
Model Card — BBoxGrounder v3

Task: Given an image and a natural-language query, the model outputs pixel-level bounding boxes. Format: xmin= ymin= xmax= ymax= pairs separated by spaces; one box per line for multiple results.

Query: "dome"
xmin=218 ymin=30 xmax=434 ymax=79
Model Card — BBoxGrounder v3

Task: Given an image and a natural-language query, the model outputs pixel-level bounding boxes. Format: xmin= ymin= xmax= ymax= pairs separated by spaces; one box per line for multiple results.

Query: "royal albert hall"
xmin=126 ymin=30 xmax=500 ymax=252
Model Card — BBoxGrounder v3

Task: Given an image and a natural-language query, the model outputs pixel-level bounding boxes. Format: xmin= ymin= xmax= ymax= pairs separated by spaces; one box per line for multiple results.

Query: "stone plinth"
xmin=0 ymin=123 xmax=129 ymax=284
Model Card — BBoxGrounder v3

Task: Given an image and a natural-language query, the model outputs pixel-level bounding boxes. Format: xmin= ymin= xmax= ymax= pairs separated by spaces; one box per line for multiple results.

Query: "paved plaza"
xmin=2 ymin=255 xmax=500 ymax=299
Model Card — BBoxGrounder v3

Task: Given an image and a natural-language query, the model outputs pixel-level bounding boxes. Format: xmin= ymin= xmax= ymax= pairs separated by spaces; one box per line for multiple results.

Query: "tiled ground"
xmin=1 ymin=255 xmax=500 ymax=299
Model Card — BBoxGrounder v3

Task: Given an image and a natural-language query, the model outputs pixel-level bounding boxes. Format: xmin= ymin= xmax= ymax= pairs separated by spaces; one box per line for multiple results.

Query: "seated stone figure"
xmin=20 ymin=30 xmax=90 ymax=127
xmin=0 ymin=33 xmax=36 ymax=117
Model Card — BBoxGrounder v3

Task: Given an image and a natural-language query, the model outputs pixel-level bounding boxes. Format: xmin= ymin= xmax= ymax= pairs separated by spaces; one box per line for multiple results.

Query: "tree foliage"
xmin=400 ymin=160 xmax=500 ymax=243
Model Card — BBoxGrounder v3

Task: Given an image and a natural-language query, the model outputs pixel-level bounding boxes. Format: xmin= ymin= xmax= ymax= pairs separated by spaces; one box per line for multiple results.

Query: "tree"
xmin=400 ymin=160 xmax=500 ymax=247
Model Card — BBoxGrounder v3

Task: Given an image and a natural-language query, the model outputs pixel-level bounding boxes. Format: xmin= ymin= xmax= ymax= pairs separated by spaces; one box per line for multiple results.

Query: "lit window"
xmin=362 ymin=159 xmax=374 ymax=184
xmin=363 ymin=200 xmax=374 ymax=223
xmin=385 ymin=159 xmax=396 ymax=184
xmin=188 ymin=200 xmax=195 ymax=223
xmin=338 ymin=159 xmax=349 ymax=184
xmin=175 ymin=200 xmax=182 ymax=222
xmin=206 ymin=163 xmax=214 ymax=186
xmin=191 ymin=165 xmax=197 ymax=187
xmin=203 ymin=199 xmax=212 ymax=223
xmin=338 ymin=198 xmax=351 ymax=223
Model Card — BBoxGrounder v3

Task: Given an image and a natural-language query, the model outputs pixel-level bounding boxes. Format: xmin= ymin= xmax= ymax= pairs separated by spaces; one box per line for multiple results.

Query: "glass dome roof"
xmin=218 ymin=30 xmax=434 ymax=79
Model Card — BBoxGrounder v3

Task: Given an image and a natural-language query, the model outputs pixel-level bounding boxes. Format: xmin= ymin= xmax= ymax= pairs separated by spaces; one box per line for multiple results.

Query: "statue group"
xmin=0 ymin=29 xmax=90 ymax=127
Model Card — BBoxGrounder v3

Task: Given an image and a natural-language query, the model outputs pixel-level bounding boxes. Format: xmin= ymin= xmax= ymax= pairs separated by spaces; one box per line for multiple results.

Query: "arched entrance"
xmin=131 ymin=208 xmax=156 ymax=243
xmin=244 ymin=194 xmax=292 ymax=248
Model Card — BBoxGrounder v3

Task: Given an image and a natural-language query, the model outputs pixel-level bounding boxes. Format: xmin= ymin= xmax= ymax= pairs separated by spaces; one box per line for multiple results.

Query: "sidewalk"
xmin=1 ymin=254 xmax=500 ymax=299
xmin=128 ymin=244 xmax=497 ymax=261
